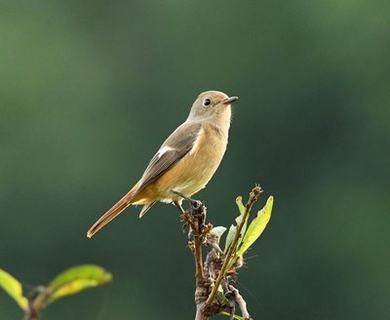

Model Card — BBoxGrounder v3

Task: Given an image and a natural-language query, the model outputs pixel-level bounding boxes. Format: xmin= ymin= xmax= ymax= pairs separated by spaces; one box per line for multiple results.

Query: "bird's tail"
xmin=87 ymin=188 xmax=138 ymax=238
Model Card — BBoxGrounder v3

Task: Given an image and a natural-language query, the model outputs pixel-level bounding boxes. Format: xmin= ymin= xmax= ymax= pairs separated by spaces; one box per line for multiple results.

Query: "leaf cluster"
xmin=202 ymin=186 xmax=274 ymax=319
xmin=0 ymin=265 xmax=112 ymax=319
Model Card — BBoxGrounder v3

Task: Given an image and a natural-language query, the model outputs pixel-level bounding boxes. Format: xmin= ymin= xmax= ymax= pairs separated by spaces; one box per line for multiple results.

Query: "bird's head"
xmin=187 ymin=90 xmax=238 ymax=124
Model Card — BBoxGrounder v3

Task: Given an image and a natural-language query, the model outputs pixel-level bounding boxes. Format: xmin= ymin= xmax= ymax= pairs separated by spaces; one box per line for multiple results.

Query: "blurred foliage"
xmin=0 ymin=269 xmax=28 ymax=310
xmin=0 ymin=0 xmax=389 ymax=319
xmin=0 ymin=265 xmax=112 ymax=318
xmin=46 ymin=265 xmax=112 ymax=304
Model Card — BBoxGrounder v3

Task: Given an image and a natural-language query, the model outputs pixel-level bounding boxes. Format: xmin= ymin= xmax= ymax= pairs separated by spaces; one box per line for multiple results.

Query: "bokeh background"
xmin=1 ymin=1 xmax=389 ymax=319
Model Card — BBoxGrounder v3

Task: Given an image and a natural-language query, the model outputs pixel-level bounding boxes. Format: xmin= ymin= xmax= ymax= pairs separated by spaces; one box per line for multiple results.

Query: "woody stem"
xmin=205 ymin=186 xmax=262 ymax=308
xmin=194 ymin=227 xmax=204 ymax=282
xmin=185 ymin=201 xmax=208 ymax=319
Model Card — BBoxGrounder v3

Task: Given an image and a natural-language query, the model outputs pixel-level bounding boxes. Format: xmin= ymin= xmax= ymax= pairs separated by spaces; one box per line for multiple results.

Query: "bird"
xmin=87 ymin=90 xmax=238 ymax=238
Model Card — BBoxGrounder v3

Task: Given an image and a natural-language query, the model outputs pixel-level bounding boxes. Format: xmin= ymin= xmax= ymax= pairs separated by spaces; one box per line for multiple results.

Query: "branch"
xmin=205 ymin=185 xmax=262 ymax=308
xmin=193 ymin=201 xmax=206 ymax=282
xmin=181 ymin=201 xmax=207 ymax=283
xmin=228 ymin=285 xmax=251 ymax=320
xmin=180 ymin=185 xmax=268 ymax=320
xmin=181 ymin=201 xmax=210 ymax=320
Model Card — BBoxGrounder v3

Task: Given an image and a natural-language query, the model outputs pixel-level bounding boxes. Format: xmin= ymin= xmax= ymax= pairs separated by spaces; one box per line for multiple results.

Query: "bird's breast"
xmin=156 ymin=124 xmax=228 ymax=200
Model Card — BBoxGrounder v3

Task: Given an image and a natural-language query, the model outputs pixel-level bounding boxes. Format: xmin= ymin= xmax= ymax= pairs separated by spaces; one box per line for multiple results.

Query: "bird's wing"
xmin=136 ymin=122 xmax=202 ymax=191
xmin=86 ymin=121 xmax=201 ymax=238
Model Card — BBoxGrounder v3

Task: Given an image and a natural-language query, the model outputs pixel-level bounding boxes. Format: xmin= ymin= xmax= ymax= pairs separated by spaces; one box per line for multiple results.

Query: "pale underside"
xmin=132 ymin=122 xmax=228 ymax=206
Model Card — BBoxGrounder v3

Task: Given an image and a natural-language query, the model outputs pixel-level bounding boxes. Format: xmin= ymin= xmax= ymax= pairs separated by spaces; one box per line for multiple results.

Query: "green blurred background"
xmin=1 ymin=1 xmax=389 ymax=319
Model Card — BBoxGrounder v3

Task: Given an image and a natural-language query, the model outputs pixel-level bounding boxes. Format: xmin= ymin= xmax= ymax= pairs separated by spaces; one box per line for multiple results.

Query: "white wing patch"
xmin=157 ymin=146 xmax=175 ymax=158
xmin=189 ymin=127 xmax=204 ymax=156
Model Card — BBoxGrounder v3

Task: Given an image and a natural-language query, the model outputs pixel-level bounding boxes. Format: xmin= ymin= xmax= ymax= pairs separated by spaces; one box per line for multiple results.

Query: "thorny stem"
xmin=182 ymin=201 xmax=206 ymax=283
xmin=176 ymin=192 xmax=207 ymax=284
xmin=182 ymin=201 xmax=209 ymax=319
xmin=193 ymin=210 xmax=205 ymax=282
xmin=195 ymin=241 xmax=204 ymax=282
xmin=205 ymin=185 xmax=262 ymax=308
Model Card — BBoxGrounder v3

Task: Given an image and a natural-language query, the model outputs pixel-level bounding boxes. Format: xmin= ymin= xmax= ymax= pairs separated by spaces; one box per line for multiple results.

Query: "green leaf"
xmin=236 ymin=196 xmax=246 ymax=215
xmin=211 ymin=226 xmax=227 ymax=244
xmin=236 ymin=196 xmax=273 ymax=256
xmin=224 ymin=196 xmax=251 ymax=253
xmin=234 ymin=196 xmax=250 ymax=249
xmin=46 ymin=265 xmax=112 ymax=304
xmin=224 ymin=224 xmax=237 ymax=253
xmin=0 ymin=269 xmax=28 ymax=310
xmin=220 ymin=311 xmax=244 ymax=319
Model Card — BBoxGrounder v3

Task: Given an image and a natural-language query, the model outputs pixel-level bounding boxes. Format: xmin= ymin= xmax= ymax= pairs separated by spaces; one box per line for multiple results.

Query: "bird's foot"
xmin=172 ymin=190 xmax=200 ymax=209
xmin=173 ymin=190 xmax=209 ymax=240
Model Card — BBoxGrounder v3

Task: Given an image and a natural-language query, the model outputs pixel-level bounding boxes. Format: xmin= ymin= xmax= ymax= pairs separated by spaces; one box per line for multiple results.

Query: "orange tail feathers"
xmin=87 ymin=188 xmax=137 ymax=238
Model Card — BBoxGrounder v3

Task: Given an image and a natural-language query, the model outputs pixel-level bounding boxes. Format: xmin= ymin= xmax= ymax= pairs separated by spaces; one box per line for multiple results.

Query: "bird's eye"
xmin=203 ymin=98 xmax=211 ymax=107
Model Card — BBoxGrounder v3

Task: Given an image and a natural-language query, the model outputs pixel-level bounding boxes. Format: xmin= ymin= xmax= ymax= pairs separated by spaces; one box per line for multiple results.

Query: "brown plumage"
xmin=87 ymin=91 xmax=238 ymax=238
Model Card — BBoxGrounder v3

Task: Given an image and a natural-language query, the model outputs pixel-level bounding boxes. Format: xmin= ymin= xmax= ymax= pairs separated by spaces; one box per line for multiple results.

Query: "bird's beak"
xmin=223 ymin=96 xmax=239 ymax=105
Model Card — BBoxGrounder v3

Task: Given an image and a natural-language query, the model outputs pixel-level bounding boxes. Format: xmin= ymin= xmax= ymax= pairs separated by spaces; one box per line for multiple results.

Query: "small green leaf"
xmin=224 ymin=197 xmax=250 ymax=253
xmin=236 ymin=196 xmax=273 ymax=256
xmin=235 ymin=196 xmax=250 ymax=249
xmin=237 ymin=213 xmax=249 ymax=248
xmin=46 ymin=265 xmax=112 ymax=304
xmin=0 ymin=269 xmax=28 ymax=310
xmin=235 ymin=196 xmax=246 ymax=215
xmin=224 ymin=224 xmax=237 ymax=253
xmin=211 ymin=226 xmax=227 ymax=244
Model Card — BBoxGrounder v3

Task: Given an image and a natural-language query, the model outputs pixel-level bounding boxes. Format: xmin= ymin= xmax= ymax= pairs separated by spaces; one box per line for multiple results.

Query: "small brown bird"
xmin=87 ymin=90 xmax=238 ymax=238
